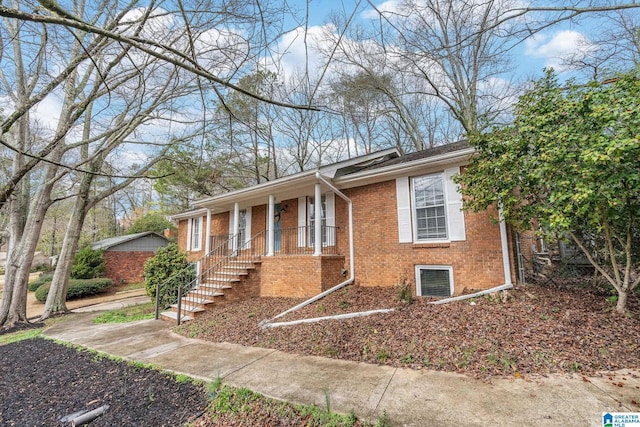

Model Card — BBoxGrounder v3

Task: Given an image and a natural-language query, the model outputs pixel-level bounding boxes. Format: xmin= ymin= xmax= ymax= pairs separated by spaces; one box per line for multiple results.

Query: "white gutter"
xmin=260 ymin=172 xmax=355 ymax=327
xmin=170 ymin=208 xmax=209 ymax=221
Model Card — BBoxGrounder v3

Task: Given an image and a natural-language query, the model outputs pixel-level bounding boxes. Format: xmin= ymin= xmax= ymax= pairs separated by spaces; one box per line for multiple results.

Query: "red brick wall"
xmin=214 ymin=264 xmax=262 ymax=304
xmin=260 ymin=255 xmax=346 ymax=298
xmin=210 ymin=212 xmax=230 ymax=238
xmin=338 ymin=179 xmax=508 ymax=294
xmin=252 ymin=204 xmax=267 ymax=235
xmin=103 ymin=251 xmax=155 ymax=285
xmin=177 ymin=172 xmax=511 ymax=297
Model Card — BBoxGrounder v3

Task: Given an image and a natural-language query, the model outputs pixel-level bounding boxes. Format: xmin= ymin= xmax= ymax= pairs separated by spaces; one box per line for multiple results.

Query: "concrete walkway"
xmin=43 ymin=302 xmax=639 ymax=427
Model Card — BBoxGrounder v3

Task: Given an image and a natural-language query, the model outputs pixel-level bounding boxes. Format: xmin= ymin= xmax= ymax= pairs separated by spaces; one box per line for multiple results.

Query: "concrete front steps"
xmin=160 ymin=260 xmax=259 ymax=323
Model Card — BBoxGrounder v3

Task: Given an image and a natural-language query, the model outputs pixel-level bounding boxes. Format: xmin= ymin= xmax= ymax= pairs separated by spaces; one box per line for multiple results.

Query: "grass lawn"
xmin=93 ymin=302 xmax=156 ymax=324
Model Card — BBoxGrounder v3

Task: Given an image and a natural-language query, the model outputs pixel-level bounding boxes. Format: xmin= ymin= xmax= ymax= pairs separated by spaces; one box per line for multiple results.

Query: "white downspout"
xmin=317 ymin=173 xmax=355 ymax=282
xmin=499 ymin=207 xmax=513 ymax=286
xmin=260 ymin=172 xmax=355 ymax=326
xmin=430 ymin=208 xmax=513 ymax=306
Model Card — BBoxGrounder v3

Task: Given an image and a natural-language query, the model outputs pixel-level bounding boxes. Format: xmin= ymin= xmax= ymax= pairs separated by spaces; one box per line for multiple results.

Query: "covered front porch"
xmin=164 ymin=172 xmax=354 ymax=322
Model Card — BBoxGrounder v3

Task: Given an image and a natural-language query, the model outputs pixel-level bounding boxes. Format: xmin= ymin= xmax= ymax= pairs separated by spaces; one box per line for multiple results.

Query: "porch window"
xmin=412 ymin=174 xmax=447 ymax=240
xmin=415 ymin=265 xmax=453 ymax=297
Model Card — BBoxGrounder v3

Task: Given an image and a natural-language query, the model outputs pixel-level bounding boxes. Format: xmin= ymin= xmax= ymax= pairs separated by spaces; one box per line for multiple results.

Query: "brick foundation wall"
xmin=215 ymin=264 xmax=262 ymax=304
xmin=103 ymin=251 xmax=155 ymax=285
xmin=339 ymin=179 xmax=508 ymax=295
xmin=260 ymin=255 xmax=346 ymax=298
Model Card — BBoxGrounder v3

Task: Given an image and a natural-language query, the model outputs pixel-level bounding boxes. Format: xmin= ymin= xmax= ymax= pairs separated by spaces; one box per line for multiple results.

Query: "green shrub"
xmin=71 ymin=247 xmax=105 ymax=279
xmin=35 ymin=278 xmax=113 ymax=302
xmin=28 ymin=273 xmax=54 ymax=292
xmin=144 ymin=243 xmax=194 ymax=308
xmin=30 ymin=263 xmax=53 ymax=273
xmin=395 ymin=273 xmax=414 ymax=304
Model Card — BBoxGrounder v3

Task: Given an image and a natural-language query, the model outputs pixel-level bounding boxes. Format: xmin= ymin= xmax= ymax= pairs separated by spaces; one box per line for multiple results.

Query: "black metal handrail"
xmin=155 ymin=225 xmax=341 ymax=325
xmin=155 ymin=231 xmax=266 ymax=325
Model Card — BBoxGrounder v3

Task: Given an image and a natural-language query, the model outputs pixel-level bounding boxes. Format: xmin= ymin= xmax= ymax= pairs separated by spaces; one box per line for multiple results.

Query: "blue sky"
xmin=279 ymin=0 xmax=618 ymax=82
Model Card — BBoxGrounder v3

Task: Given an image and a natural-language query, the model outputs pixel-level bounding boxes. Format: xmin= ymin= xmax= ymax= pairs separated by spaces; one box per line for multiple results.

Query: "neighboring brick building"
xmin=92 ymin=232 xmax=169 ymax=286
xmin=171 ymin=141 xmax=516 ymax=317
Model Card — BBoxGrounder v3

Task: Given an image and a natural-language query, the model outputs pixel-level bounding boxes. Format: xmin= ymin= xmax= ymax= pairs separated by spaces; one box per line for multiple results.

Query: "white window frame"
xmin=415 ymin=265 xmax=454 ymax=297
xmin=396 ymin=167 xmax=465 ymax=244
xmin=230 ymin=208 xmax=252 ymax=250
xmin=306 ymin=193 xmax=336 ymax=247
xmin=189 ymin=217 xmax=202 ymax=251
xmin=411 ymin=173 xmax=448 ymax=242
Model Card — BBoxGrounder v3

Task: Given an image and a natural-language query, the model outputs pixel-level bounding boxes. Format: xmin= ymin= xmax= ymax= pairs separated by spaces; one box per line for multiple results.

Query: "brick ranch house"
xmin=92 ymin=231 xmax=169 ymax=286
xmin=168 ymin=141 xmax=516 ymax=320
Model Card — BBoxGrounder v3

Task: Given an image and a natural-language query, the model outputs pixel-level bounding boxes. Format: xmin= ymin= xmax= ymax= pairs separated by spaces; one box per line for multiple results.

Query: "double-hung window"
xmin=395 ymin=167 xmax=465 ymax=244
xmin=189 ymin=217 xmax=202 ymax=251
xmin=412 ymin=174 xmax=447 ymax=241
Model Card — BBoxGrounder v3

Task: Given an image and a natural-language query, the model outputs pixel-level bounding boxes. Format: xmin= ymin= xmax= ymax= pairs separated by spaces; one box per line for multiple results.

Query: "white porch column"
xmin=232 ymin=202 xmax=240 ymax=252
xmin=205 ymin=209 xmax=211 ymax=254
xmin=267 ymin=194 xmax=275 ymax=256
xmin=314 ymin=182 xmax=322 ymax=256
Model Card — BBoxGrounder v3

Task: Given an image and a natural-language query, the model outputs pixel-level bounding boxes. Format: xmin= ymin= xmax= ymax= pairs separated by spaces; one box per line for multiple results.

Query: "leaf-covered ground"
xmin=177 ymin=282 xmax=640 ymax=380
xmin=0 ymin=337 xmax=383 ymax=426
xmin=0 ymin=338 xmax=209 ymax=426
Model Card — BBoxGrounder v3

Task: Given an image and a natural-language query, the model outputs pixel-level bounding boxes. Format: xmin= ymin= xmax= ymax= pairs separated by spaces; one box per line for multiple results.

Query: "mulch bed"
xmin=0 ymin=338 xmax=209 ymax=426
xmin=176 ymin=282 xmax=640 ymax=380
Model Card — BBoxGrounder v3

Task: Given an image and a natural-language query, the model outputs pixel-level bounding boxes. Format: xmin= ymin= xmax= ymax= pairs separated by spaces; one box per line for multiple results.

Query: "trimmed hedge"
xmin=28 ymin=273 xmax=54 ymax=292
xmin=35 ymin=278 xmax=113 ymax=302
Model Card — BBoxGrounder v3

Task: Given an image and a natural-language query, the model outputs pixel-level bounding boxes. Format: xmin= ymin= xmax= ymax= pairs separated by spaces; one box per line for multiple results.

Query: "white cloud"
xmin=118 ymin=7 xmax=175 ymax=39
xmin=524 ymin=30 xmax=594 ymax=72
xmin=361 ymin=0 xmax=402 ymax=20
xmin=264 ymin=25 xmax=331 ymax=78
xmin=32 ymin=94 xmax=63 ymax=135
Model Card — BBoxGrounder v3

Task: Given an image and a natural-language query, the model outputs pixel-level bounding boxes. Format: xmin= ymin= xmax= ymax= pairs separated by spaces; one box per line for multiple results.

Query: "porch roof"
xmin=191 ymin=148 xmax=401 ymax=212
xmin=194 ymin=170 xmax=320 ymax=212
xmin=183 ymin=142 xmax=474 ymax=214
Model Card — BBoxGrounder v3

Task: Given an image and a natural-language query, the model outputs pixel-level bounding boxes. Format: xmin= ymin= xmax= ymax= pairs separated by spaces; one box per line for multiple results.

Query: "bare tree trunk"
xmin=1 ymin=168 xmax=55 ymax=327
xmin=41 ymin=194 xmax=87 ymax=317
xmin=0 ymin=115 xmax=30 ymax=326
xmin=616 ymin=289 xmax=628 ymax=315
